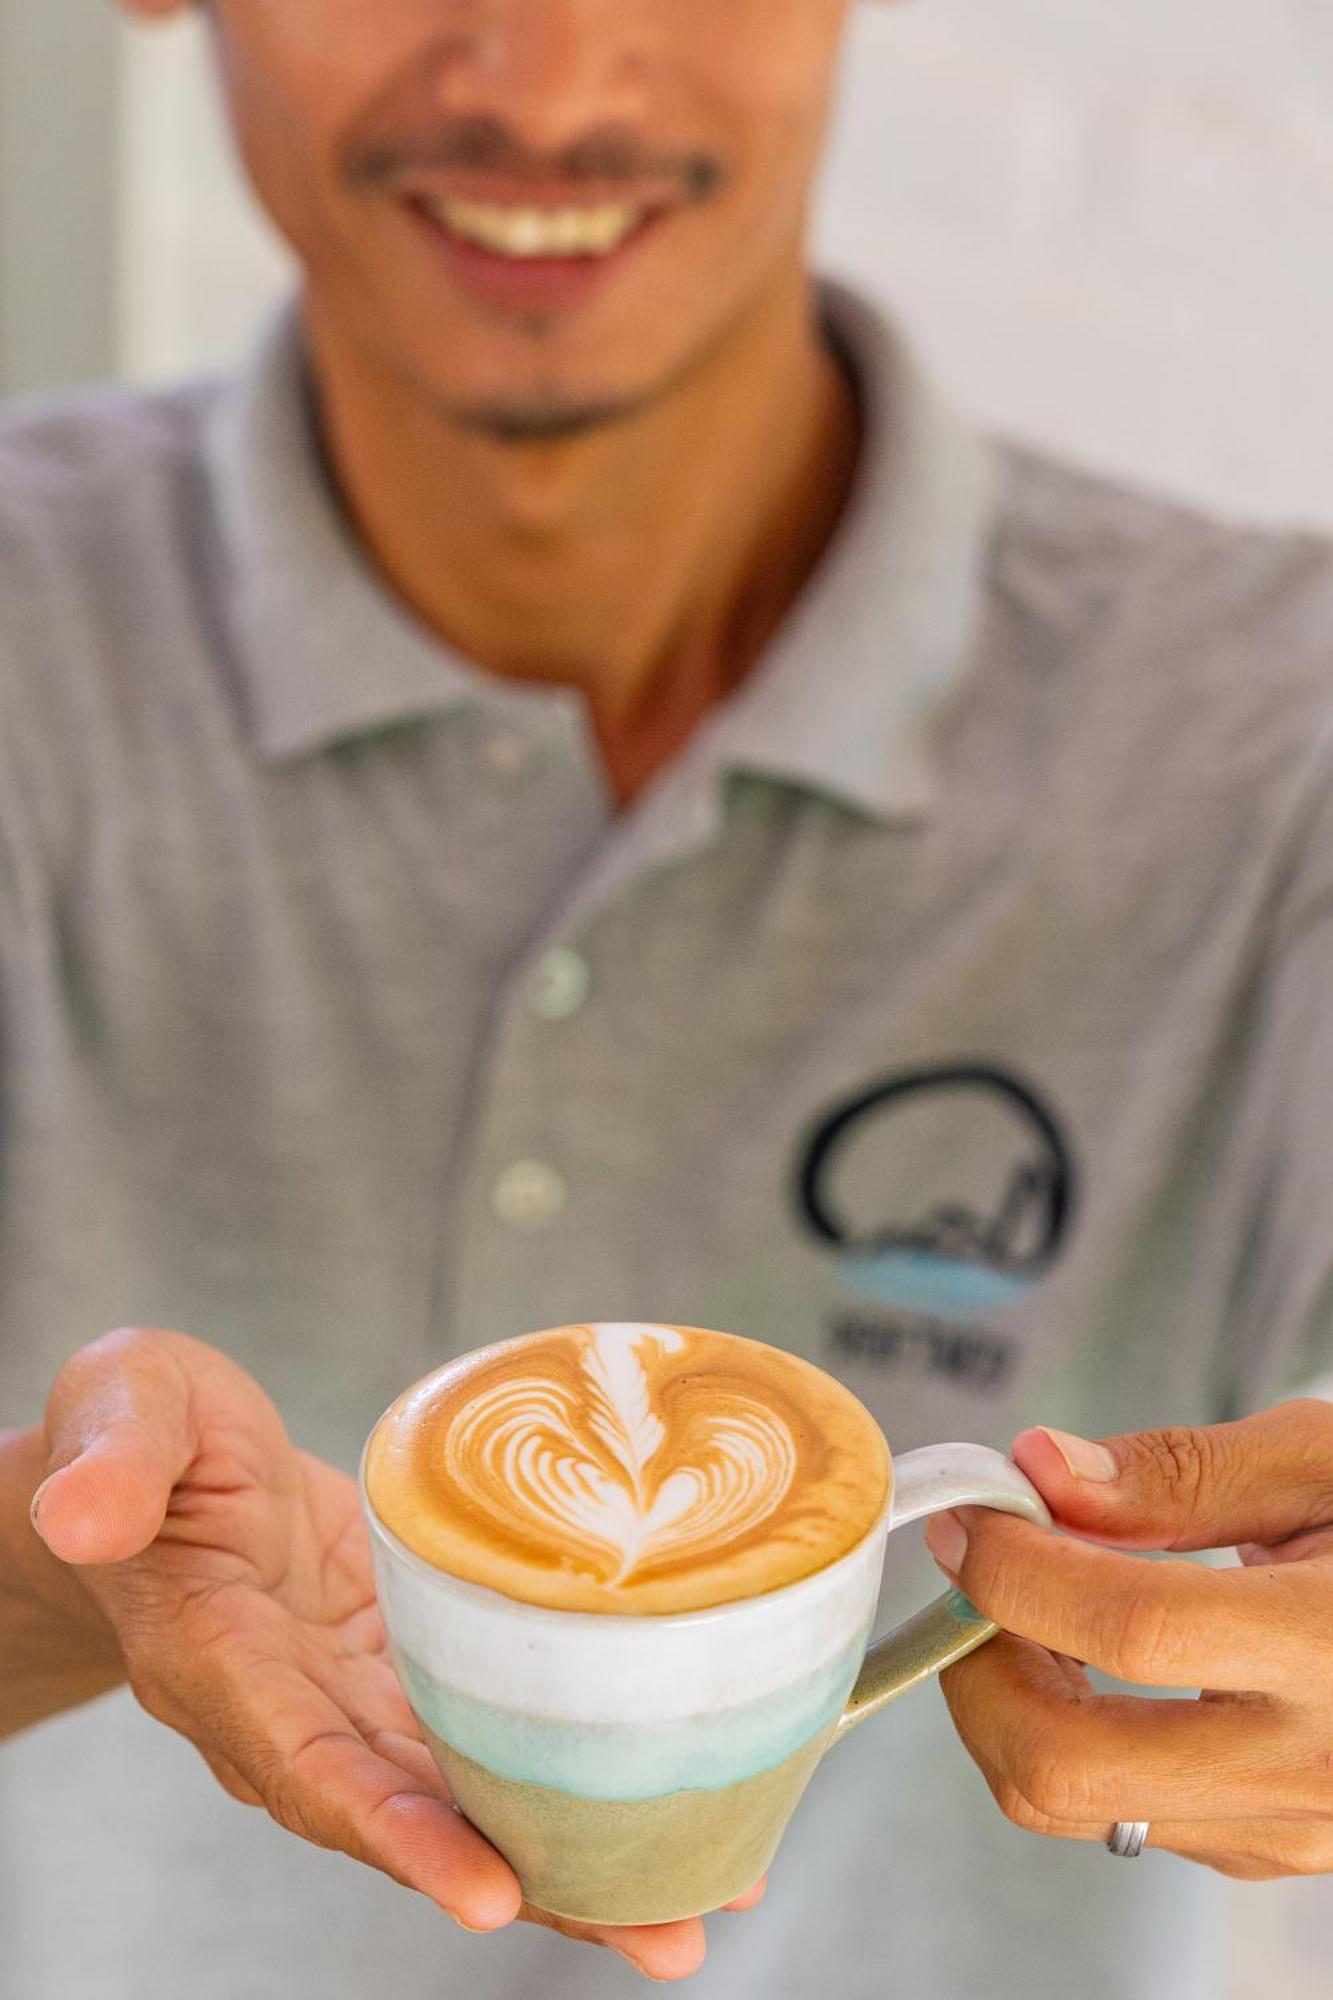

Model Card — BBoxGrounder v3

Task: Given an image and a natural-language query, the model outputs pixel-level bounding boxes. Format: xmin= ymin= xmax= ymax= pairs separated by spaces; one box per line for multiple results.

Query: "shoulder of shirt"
xmin=0 ymin=372 xmax=223 ymax=512
xmin=0 ymin=371 xmax=225 ymax=635
xmin=984 ymin=437 xmax=1333 ymax=890
xmin=0 ymin=373 xmax=227 ymax=666
xmin=986 ymin=435 xmax=1333 ymax=768
xmin=0 ymin=375 xmax=229 ymax=882
xmin=989 ymin=433 xmax=1333 ymax=634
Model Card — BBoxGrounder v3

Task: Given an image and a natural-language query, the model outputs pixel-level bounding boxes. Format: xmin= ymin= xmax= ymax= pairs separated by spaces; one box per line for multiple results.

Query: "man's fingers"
xmin=367 ymin=1728 xmax=450 ymax=1791
xmin=961 ymin=1734 xmax=1106 ymax=1844
xmin=374 ymin=1726 xmax=746 ymax=1953
xmin=306 ymin=1717 xmax=714 ymax=1977
xmin=322 ymin=1648 xmax=422 ymax=1747
xmin=149 ymin=1638 xmax=521 ymax=1931
xmin=962 ymin=1732 xmax=1333 ymax=1880
xmin=519 ymin=1903 xmax=708 ymax=1982
xmin=926 ymin=1506 xmax=1316 ymax=1691
xmin=33 ymin=1326 xmax=292 ymax=1567
xmin=1143 ymin=1818 xmax=1333 ymax=1881
xmin=141 ymin=1603 xmax=521 ymax=1930
xmin=371 ymin=1736 xmax=720 ymax=1974
xmin=252 ymin=1712 xmax=521 ymax=1929
xmin=200 ymin=1749 xmax=266 ymax=1807
xmin=1239 ymin=1524 xmax=1333 ymax=1569
xmin=1011 ymin=1400 xmax=1333 ymax=1554
xmin=34 ymin=1330 xmax=201 ymax=1563
xmin=722 ymin=1875 xmax=768 ymax=1912
xmin=940 ymin=1633 xmax=1304 ymax=1824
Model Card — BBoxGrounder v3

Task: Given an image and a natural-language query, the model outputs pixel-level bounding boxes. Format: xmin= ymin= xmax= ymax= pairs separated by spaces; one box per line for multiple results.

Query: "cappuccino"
xmin=362 ymin=1324 xmax=1046 ymax=1923
xmin=364 ymin=1321 xmax=890 ymax=1614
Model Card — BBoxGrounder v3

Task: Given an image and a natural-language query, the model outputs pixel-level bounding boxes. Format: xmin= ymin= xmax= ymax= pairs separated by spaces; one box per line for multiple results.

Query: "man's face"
xmin=157 ymin=0 xmax=855 ymax=439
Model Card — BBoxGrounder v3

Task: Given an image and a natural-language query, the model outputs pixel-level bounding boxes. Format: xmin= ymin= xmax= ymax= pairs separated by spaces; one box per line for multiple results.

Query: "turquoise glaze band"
xmin=398 ymin=1624 xmax=871 ymax=1801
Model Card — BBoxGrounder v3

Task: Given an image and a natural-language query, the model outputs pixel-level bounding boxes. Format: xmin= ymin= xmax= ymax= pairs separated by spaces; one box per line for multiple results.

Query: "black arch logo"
xmin=796 ymin=1063 xmax=1076 ymax=1315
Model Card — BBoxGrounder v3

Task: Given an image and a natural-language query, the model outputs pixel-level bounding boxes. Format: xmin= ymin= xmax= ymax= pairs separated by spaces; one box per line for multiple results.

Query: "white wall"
xmin=821 ymin=0 xmax=1333 ymax=531
xmin=117 ymin=0 xmax=1333 ymax=531
xmin=100 ymin=12 xmax=1333 ymax=1990
xmin=0 ymin=0 xmax=119 ymax=393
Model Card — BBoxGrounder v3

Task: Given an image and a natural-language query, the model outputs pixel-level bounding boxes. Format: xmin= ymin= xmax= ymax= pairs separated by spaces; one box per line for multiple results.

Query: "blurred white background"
xmin=3 ymin=1 xmax=1333 ymax=1991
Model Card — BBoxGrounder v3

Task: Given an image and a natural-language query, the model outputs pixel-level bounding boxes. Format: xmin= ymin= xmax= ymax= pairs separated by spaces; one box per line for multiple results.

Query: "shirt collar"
xmin=204 ymin=311 xmax=585 ymax=763
xmin=206 ymin=280 xmax=996 ymax=819
xmin=691 ymin=280 xmax=998 ymax=824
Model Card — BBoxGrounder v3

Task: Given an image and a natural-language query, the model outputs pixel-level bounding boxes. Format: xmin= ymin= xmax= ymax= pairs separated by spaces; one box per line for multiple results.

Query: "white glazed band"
xmin=364 ymin=1497 xmax=889 ymax=1722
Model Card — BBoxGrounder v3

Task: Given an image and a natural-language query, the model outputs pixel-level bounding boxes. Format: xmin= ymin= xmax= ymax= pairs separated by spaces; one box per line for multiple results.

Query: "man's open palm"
xmin=30 ymin=1328 xmax=755 ymax=1981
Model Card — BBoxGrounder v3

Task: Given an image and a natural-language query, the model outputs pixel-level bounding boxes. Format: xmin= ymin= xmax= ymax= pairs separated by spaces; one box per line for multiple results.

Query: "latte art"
xmin=445 ymin=1324 xmax=798 ymax=1586
xmin=366 ymin=1324 xmax=891 ymax=1614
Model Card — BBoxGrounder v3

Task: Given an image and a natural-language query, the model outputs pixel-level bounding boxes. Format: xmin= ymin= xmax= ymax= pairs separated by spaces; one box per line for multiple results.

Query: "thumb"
xmin=1011 ymin=1398 xmax=1333 ymax=1553
xmin=32 ymin=1328 xmax=198 ymax=1566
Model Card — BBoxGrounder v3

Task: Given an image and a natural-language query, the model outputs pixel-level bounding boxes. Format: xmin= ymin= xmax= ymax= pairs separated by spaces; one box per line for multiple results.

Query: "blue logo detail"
xmin=837 ymin=1248 xmax=1032 ymax=1323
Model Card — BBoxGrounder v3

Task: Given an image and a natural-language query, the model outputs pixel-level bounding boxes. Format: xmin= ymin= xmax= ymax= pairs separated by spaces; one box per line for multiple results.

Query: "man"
xmin=3 ymin=1 xmax=1333 ymax=1994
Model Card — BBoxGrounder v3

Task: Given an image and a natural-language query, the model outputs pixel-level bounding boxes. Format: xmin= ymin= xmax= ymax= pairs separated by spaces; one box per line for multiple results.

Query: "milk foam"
xmin=364 ymin=1322 xmax=891 ymax=1615
xmin=444 ymin=1323 xmax=798 ymax=1586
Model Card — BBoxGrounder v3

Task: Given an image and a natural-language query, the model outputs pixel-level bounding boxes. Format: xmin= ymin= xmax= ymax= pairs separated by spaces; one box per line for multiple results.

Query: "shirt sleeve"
xmin=1214 ymin=751 xmax=1333 ymax=1416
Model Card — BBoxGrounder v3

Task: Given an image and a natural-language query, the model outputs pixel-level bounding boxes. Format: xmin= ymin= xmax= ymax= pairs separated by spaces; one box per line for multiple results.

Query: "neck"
xmin=304 ymin=268 xmax=862 ymax=806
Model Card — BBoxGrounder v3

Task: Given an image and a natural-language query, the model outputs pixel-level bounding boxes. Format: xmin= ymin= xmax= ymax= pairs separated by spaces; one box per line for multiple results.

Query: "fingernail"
xmin=29 ymin=1474 xmax=55 ymax=1534
xmin=924 ymin=1509 xmax=968 ymax=1574
xmin=1038 ymin=1427 xmax=1118 ymax=1482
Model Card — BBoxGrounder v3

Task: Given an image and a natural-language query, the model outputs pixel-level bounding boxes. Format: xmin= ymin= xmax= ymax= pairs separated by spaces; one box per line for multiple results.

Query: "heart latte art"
xmin=446 ymin=1325 xmax=798 ymax=1586
xmin=365 ymin=1324 xmax=891 ymax=1614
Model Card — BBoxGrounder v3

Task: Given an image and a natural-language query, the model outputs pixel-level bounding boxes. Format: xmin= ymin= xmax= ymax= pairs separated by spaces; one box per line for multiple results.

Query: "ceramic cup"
xmin=361 ymin=1360 xmax=1049 ymax=1926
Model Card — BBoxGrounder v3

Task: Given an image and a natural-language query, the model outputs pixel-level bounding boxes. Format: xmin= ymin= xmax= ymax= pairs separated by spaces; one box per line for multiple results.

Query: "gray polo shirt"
xmin=3 ymin=280 xmax=1333 ymax=2000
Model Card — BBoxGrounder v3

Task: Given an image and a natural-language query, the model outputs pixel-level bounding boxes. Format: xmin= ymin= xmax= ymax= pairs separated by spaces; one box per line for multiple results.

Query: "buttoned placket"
xmin=434 ymin=746 xmax=729 ymax=1355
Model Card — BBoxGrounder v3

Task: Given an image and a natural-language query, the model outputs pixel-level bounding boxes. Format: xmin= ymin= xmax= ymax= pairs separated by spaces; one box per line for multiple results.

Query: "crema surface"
xmin=365 ymin=1324 xmax=891 ymax=1613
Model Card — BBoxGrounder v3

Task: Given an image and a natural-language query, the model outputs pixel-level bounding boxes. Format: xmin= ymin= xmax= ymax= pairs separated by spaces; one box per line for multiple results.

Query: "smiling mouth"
xmin=414 ymin=194 xmax=662 ymax=261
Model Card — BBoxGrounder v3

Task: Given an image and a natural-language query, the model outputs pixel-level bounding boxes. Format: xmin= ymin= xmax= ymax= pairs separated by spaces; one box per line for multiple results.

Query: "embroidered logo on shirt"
xmin=794 ymin=1063 xmax=1076 ymax=1390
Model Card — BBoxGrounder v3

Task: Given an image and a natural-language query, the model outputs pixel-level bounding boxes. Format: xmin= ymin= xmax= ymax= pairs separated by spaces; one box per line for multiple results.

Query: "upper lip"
xmin=398 ymin=177 xmax=680 ymax=215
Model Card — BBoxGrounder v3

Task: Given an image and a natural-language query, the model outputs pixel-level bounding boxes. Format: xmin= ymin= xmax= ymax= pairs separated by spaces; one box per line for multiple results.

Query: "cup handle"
xmin=836 ymin=1442 xmax=1051 ymax=1739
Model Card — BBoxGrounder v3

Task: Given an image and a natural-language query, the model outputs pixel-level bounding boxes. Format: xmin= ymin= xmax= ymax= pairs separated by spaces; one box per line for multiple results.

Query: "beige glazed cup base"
xmin=423 ymin=1721 xmax=837 ymax=1926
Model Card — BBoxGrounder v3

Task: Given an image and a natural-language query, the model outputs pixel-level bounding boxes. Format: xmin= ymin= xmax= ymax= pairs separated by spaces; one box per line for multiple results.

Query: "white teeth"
xmin=426 ymin=197 xmax=645 ymax=259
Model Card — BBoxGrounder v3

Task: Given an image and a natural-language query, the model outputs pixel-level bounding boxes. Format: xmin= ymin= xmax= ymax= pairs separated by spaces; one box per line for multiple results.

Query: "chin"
xmin=412 ymin=336 xmax=675 ymax=443
xmin=442 ymin=387 xmax=659 ymax=444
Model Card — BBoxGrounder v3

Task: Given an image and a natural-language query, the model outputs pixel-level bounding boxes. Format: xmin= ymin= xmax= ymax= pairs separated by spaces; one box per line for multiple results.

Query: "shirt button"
xmin=483 ymin=730 xmax=534 ymax=779
xmin=531 ymin=947 xmax=591 ymax=1022
xmin=491 ymin=1159 xmax=569 ymax=1229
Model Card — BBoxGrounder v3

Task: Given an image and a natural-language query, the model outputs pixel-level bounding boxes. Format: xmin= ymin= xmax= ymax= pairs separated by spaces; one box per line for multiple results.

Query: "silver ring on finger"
xmin=1107 ymin=1821 xmax=1151 ymax=1859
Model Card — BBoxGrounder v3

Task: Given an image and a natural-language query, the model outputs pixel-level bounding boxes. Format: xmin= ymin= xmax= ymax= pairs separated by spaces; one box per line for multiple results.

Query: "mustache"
xmin=347 ymin=115 xmax=725 ymax=201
